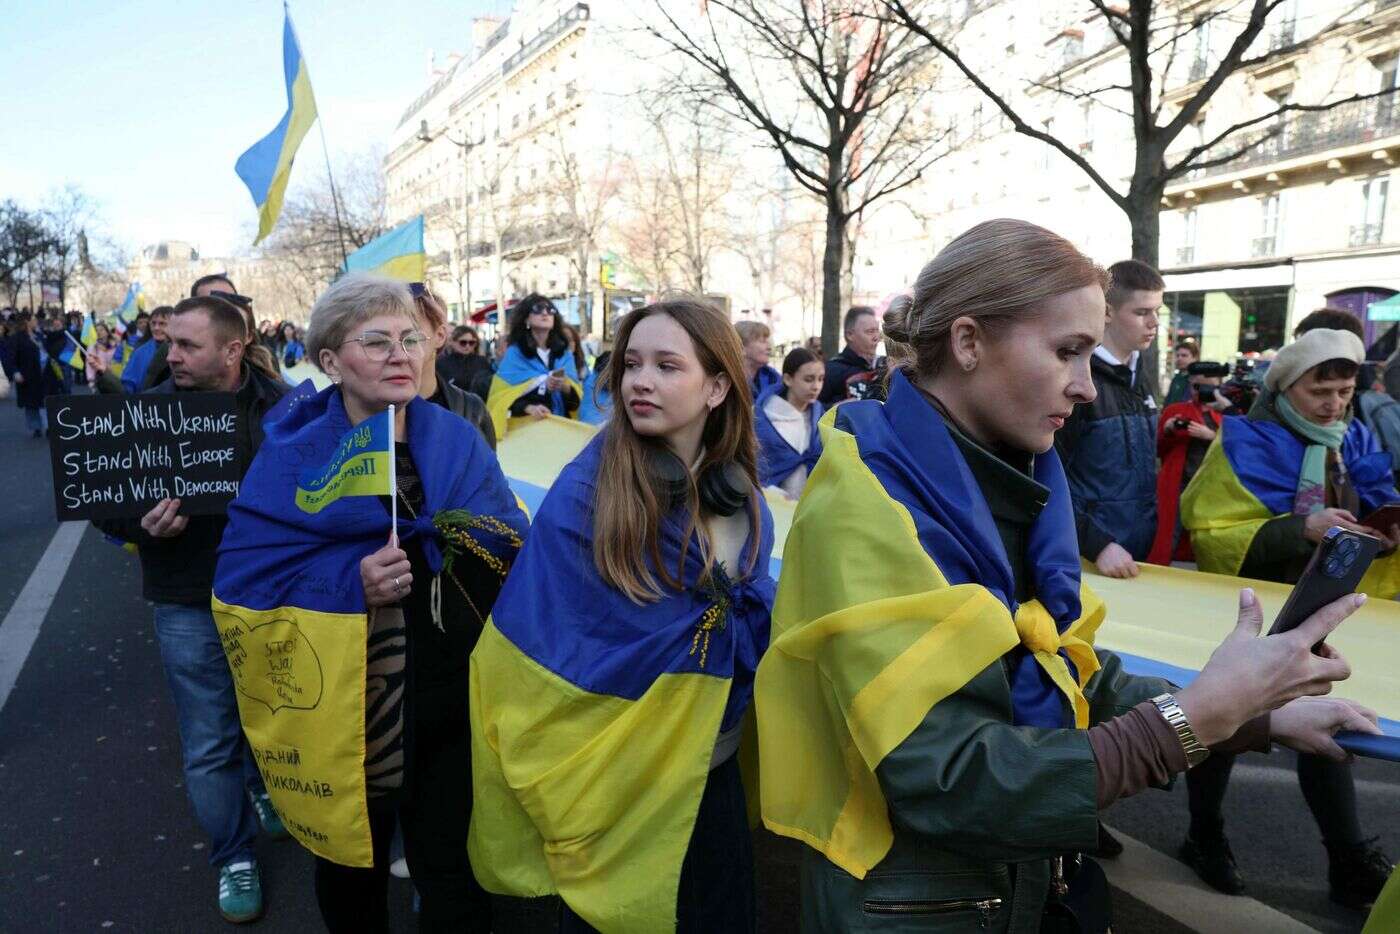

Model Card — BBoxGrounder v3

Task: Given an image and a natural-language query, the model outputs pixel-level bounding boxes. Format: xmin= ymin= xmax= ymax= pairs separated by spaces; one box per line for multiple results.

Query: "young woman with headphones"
xmin=469 ymin=297 xmax=776 ymax=933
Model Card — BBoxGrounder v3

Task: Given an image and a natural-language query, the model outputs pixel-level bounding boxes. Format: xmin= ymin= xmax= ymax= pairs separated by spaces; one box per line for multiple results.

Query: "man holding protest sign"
xmin=92 ymin=293 xmax=289 ymax=924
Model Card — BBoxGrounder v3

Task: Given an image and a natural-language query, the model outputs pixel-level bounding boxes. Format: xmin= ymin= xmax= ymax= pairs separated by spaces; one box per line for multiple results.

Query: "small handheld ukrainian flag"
xmin=236 ymin=8 xmax=318 ymax=245
xmin=57 ymin=333 xmax=85 ymax=371
xmin=80 ymin=313 xmax=97 ymax=348
xmin=295 ymin=406 xmax=394 ymax=514
xmin=343 ymin=216 xmax=426 ymax=283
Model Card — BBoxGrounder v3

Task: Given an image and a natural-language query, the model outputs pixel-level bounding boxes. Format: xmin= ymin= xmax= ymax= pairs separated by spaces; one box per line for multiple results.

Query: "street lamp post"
xmin=418 ymin=119 xmax=475 ymax=318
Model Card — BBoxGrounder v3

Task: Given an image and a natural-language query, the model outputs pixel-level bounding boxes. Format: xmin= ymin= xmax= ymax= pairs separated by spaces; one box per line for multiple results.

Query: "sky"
xmin=1 ymin=0 xmax=513 ymax=261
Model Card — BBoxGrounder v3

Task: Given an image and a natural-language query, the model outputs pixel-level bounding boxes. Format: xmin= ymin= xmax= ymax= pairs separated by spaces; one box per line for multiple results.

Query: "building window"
xmin=1080 ymin=100 xmax=1094 ymax=153
xmin=1191 ymin=15 xmax=1212 ymax=81
xmin=512 ymin=113 xmax=520 ymax=129
xmin=1177 ymin=208 xmax=1197 ymax=265
xmin=1376 ymin=53 xmax=1400 ymax=127
xmin=566 ymin=79 xmax=578 ymax=99
xmin=1254 ymin=193 xmax=1280 ymax=257
xmin=546 ymin=92 xmax=556 ymax=109
xmin=1352 ymin=176 xmax=1389 ymax=246
xmin=1041 ymin=118 xmax=1054 ymax=170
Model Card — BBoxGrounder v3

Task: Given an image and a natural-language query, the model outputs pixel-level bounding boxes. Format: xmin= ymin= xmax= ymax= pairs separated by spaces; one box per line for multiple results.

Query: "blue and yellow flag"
xmin=343 ymin=215 xmax=426 ymax=282
xmin=56 ymin=335 xmax=85 ymax=371
xmin=213 ymin=387 xmax=526 ymax=866
xmin=485 ymin=342 xmax=583 ymax=441
xmin=236 ymin=9 xmax=318 ymax=245
xmin=756 ymin=370 xmax=1105 ymax=878
xmin=112 ymin=283 xmax=141 ymax=334
xmin=80 ymin=313 xmax=97 ymax=348
xmin=295 ymin=407 xmax=392 ymax=513
xmin=470 ymin=434 xmax=775 ymax=932
xmin=1181 ymin=415 xmax=1400 ymax=596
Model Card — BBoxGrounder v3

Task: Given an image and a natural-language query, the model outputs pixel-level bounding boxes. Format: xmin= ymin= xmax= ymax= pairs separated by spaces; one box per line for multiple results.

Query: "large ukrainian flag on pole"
xmin=343 ymin=215 xmax=427 ymax=283
xmin=236 ymin=7 xmax=318 ymax=245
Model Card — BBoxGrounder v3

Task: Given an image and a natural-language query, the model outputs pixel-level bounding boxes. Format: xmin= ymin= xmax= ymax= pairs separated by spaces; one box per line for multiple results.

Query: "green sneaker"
xmin=218 ymin=860 xmax=263 ymax=923
xmin=250 ymin=790 xmax=290 ymax=840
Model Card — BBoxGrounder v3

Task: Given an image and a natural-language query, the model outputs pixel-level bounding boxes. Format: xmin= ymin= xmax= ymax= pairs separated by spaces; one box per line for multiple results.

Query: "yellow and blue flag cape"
xmin=485 ymin=343 xmax=582 ymax=441
xmin=577 ymin=368 xmax=612 ymax=425
xmin=342 ymin=215 xmax=426 ymax=283
xmin=754 ymin=388 xmax=823 ymax=489
xmin=469 ymin=433 xmax=775 ymax=932
xmin=756 ymin=370 xmax=1104 ymax=878
xmin=1181 ymin=415 xmax=1400 ymax=597
xmin=235 ymin=9 xmax=318 ymax=245
xmin=212 ymin=387 xmax=526 ymax=866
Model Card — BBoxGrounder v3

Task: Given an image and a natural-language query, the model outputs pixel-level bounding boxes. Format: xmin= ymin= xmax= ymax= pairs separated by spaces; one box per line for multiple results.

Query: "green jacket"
xmin=798 ymin=417 xmax=1173 ymax=932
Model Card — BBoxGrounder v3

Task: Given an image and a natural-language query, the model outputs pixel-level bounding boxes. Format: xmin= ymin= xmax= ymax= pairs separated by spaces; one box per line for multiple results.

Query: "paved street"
xmin=0 ymin=397 xmax=1394 ymax=933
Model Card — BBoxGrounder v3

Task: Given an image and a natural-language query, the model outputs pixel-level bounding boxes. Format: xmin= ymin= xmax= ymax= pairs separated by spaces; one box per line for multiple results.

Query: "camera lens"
xmin=1325 ymin=558 xmax=1344 ymax=578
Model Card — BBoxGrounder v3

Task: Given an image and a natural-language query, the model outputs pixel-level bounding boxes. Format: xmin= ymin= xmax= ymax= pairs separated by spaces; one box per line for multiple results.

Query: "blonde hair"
xmin=885 ymin=219 xmax=1108 ymax=377
xmin=306 ymin=274 xmax=421 ymax=371
xmin=734 ymin=320 xmax=771 ymax=344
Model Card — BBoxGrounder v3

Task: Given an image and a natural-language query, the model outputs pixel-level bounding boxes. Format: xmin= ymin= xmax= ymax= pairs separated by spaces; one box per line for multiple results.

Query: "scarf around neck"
xmin=1274 ymin=393 xmax=1348 ymax=515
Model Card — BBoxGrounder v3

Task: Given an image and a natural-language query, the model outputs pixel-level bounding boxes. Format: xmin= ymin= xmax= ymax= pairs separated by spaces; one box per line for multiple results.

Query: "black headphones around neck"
xmin=647 ymin=446 xmax=750 ymax=517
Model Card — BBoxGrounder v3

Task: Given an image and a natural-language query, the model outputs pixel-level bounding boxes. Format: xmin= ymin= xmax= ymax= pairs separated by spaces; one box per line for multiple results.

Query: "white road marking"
xmin=1101 ymin=825 xmax=1319 ymax=933
xmin=0 ymin=521 xmax=87 ymax=714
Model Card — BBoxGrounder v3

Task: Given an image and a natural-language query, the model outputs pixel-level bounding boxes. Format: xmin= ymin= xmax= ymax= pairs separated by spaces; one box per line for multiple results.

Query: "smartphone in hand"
xmin=1268 ymin=527 xmax=1378 ymax=648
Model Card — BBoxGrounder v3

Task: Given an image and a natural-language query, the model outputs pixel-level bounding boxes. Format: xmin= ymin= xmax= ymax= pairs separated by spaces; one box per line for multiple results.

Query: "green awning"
xmin=1369 ymin=293 xmax=1400 ymax=322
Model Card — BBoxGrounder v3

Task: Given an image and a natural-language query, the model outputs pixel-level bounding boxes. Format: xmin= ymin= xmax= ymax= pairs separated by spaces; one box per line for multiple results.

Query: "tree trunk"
xmin=1125 ymin=192 xmax=1165 ymax=399
xmin=821 ymin=202 xmax=847 ymax=358
xmin=1127 ymin=199 xmax=1161 ymax=267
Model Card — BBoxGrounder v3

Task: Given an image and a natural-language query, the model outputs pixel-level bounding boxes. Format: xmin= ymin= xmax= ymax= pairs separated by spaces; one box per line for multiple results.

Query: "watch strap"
xmin=1151 ymin=692 xmax=1210 ymax=768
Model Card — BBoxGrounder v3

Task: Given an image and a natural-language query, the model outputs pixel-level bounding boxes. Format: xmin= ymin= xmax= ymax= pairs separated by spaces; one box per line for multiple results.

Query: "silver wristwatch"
xmin=1151 ymin=693 xmax=1210 ymax=768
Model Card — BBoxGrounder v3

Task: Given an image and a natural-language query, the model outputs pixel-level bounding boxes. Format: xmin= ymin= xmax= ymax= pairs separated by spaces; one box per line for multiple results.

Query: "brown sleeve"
xmin=1088 ymin=701 xmax=1187 ymax=809
xmin=1089 ymin=706 xmax=1273 ymax=809
xmin=1213 ymin=713 xmax=1271 ymax=755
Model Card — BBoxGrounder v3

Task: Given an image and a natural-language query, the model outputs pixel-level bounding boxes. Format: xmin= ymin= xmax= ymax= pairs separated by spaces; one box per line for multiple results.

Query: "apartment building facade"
xmin=856 ymin=0 xmax=1400 ymax=365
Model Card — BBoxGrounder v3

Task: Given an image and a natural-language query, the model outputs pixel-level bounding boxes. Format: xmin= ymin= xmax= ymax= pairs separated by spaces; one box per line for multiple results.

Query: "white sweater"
xmin=762 ymin=392 xmax=813 ymax=498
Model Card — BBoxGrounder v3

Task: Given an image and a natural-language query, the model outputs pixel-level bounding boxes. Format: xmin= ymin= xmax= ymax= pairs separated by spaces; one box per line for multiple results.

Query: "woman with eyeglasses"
xmin=215 ymin=274 xmax=526 ymax=932
xmin=485 ymin=293 xmax=582 ymax=439
xmin=438 ymin=324 xmax=494 ymax=401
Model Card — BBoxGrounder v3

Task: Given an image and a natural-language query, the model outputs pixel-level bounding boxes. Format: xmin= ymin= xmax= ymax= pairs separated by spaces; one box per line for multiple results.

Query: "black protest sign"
xmin=46 ymin=392 xmax=241 ymax=521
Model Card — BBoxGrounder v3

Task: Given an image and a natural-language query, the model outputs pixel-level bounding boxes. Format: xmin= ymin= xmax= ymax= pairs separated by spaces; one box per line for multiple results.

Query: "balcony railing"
xmin=1181 ymin=91 xmax=1400 ymax=183
xmin=1350 ymin=223 xmax=1385 ymax=247
xmin=1268 ymin=19 xmax=1296 ymax=51
xmin=1251 ymin=235 xmax=1277 ymax=257
xmin=501 ymin=4 xmax=589 ymax=78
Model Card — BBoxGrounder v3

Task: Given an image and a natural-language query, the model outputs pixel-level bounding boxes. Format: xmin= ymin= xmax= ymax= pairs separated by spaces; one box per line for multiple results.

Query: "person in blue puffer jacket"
xmin=1055 ymin=259 xmax=1163 ymax=580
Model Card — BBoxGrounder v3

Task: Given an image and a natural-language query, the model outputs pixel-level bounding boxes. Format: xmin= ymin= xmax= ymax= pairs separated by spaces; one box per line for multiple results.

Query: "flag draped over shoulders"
xmin=485 ymin=344 xmax=582 ymax=440
xmin=1181 ymin=416 xmax=1400 ymax=595
xmin=469 ymin=434 xmax=775 ymax=933
xmin=754 ymin=388 xmax=823 ymax=488
xmin=756 ymin=370 xmax=1104 ymax=879
xmin=212 ymin=387 xmax=526 ymax=867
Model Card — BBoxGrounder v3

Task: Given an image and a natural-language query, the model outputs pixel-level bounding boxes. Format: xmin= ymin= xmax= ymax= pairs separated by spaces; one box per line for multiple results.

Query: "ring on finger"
xmin=392 ymin=576 xmax=402 ymax=594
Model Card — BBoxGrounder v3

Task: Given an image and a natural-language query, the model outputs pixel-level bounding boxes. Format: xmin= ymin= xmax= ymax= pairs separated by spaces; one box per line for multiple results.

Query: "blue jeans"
xmin=152 ymin=602 xmax=263 ymax=867
xmin=22 ymin=406 xmax=47 ymax=434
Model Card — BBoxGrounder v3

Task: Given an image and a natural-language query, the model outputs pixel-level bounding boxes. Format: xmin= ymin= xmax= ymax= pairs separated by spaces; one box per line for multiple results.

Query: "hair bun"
xmin=882 ymin=294 xmax=914 ymax=344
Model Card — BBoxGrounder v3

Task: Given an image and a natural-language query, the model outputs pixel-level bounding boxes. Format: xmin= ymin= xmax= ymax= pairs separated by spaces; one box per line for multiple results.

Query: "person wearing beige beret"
xmin=1178 ymin=327 xmax=1396 ymax=907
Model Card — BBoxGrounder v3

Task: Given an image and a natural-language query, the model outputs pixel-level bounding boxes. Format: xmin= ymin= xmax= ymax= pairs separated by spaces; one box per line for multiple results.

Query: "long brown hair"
xmin=593 ymin=297 xmax=760 ymax=604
